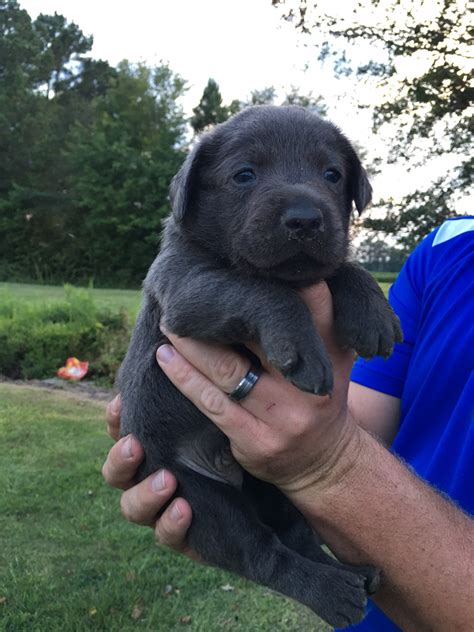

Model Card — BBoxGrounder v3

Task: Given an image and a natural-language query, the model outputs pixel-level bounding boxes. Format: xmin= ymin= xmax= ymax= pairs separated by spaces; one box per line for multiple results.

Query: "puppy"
xmin=118 ymin=105 xmax=402 ymax=628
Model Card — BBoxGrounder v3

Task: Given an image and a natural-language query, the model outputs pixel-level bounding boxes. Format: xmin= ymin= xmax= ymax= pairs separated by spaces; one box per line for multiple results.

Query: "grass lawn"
xmin=0 ymin=383 xmax=328 ymax=632
xmin=0 ymin=282 xmax=143 ymax=316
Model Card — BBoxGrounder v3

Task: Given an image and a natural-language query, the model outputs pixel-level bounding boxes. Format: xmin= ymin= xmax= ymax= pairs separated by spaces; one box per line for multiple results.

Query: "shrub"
xmin=0 ymin=287 xmax=130 ymax=384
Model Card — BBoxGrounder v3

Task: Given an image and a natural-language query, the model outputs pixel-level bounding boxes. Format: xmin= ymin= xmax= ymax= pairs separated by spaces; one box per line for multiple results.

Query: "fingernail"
xmin=111 ymin=395 xmax=121 ymax=415
xmin=121 ymin=435 xmax=133 ymax=459
xmin=151 ymin=470 xmax=166 ymax=493
xmin=157 ymin=344 xmax=175 ymax=363
xmin=171 ymin=501 xmax=183 ymax=521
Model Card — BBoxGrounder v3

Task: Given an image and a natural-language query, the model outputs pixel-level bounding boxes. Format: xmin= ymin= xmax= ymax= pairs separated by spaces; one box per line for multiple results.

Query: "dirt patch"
xmin=0 ymin=375 xmax=114 ymax=402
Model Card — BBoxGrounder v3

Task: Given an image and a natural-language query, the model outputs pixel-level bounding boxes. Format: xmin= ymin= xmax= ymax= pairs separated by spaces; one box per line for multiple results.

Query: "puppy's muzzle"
xmin=282 ymin=202 xmax=324 ymax=240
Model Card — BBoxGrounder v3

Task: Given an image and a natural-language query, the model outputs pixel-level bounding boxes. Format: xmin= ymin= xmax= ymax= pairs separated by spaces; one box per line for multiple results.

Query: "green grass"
xmin=0 ymin=282 xmax=142 ymax=316
xmin=0 ymin=384 xmax=327 ymax=632
xmin=0 ymin=279 xmax=391 ymax=313
xmin=369 ymin=272 xmax=397 ymax=284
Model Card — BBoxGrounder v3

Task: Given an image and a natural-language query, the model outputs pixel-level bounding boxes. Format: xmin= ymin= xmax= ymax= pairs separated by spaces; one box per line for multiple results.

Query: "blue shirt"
xmin=347 ymin=217 xmax=474 ymax=631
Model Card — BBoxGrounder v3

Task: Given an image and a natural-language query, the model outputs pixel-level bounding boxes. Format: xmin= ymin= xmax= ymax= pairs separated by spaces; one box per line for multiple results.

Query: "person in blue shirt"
xmin=103 ymin=217 xmax=474 ymax=630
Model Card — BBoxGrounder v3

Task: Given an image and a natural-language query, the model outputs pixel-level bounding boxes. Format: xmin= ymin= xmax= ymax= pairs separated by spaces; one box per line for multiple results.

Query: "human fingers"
xmin=156 ymin=340 xmax=350 ymax=492
xmin=106 ymin=394 xmax=121 ymax=440
xmin=103 ymin=439 xmax=197 ymax=558
xmin=102 ymin=434 xmax=145 ymax=490
xmin=156 ymin=335 xmax=310 ymax=429
xmin=154 ymin=498 xmax=201 ymax=561
xmin=120 ymin=468 xmax=177 ymax=526
xmin=299 ymin=282 xmax=336 ymax=344
xmin=155 ymin=342 xmax=266 ymax=447
xmin=299 ymin=281 xmax=355 ymax=381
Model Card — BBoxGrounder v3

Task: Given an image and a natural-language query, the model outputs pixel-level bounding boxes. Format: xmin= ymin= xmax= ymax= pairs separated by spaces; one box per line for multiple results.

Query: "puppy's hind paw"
xmin=348 ymin=564 xmax=381 ymax=595
xmin=314 ymin=569 xmax=368 ymax=629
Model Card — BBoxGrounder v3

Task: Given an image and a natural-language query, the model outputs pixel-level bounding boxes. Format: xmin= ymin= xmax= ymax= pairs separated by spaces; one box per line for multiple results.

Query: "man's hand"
xmin=156 ymin=282 xmax=360 ymax=497
xmin=102 ymin=395 xmax=197 ymax=559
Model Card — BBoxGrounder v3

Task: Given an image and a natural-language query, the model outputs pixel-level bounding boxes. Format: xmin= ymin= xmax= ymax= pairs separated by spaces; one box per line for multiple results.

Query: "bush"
xmin=0 ymin=286 xmax=130 ymax=384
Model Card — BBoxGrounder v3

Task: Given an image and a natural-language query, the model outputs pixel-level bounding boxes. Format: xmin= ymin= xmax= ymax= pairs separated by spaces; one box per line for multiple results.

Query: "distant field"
xmin=0 ymin=278 xmax=391 ymax=311
xmin=0 ymin=282 xmax=143 ymax=315
xmin=370 ymin=271 xmax=397 ymax=284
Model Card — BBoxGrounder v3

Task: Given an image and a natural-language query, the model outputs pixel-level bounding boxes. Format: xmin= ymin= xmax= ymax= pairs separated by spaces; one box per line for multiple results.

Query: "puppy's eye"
xmin=324 ymin=169 xmax=342 ymax=183
xmin=233 ymin=169 xmax=256 ymax=185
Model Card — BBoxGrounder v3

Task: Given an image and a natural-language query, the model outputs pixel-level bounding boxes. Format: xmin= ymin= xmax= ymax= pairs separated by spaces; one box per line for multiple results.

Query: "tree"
xmin=282 ymin=86 xmax=327 ymax=115
xmin=247 ymin=86 xmax=277 ymax=105
xmin=0 ymin=0 xmax=42 ymax=196
xmin=68 ymin=58 xmax=118 ymax=100
xmin=0 ymin=2 xmax=103 ymax=281
xmin=64 ymin=62 xmax=188 ymax=285
xmin=191 ymin=79 xmax=328 ymax=135
xmin=356 ymin=236 xmax=407 ymax=272
xmin=34 ymin=12 xmax=93 ymax=96
xmin=237 ymin=85 xmax=327 ymax=115
xmin=0 ymin=2 xmax=189 ymax=285
xmin=190 ymin=78 xmax=230 ymax=133
xmin=0 ymin=0 xmax=42 ymax=89
xmin=272 ymin=0 xmax=472 ymax=247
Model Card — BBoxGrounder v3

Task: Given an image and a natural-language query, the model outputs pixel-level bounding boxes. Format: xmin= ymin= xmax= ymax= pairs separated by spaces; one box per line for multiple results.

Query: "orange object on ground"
xmin=57 ymin=357 xmax=89 ymax=380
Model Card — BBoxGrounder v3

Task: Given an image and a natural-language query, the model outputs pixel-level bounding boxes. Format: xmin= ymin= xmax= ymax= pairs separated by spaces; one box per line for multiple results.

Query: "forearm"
xmin=287 ymin=426 xmax=474 ymax=631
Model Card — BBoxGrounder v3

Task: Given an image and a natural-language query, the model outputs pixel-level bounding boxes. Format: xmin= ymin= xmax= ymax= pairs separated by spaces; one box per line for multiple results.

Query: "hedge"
xmin=0 ymin=286 xmax=130 ymax=384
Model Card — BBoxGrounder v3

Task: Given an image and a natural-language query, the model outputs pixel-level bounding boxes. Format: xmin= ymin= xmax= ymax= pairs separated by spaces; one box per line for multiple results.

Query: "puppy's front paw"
xmin=262 ymin=333 xmax=334 ymax=395
xmin=335 ymin=295 xmax=403 ymax=359
xmin=285 ymin=351 xmax=334 ymax=396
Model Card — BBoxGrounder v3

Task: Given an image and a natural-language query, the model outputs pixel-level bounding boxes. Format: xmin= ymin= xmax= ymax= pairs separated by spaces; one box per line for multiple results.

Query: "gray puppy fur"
xmin=118 ymin=105 xmax=402 ymax=628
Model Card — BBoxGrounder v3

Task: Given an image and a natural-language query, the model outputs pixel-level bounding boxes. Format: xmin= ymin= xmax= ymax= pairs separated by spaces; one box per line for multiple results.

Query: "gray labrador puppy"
xmin=118 ymin=105 xmax=402 ymax=628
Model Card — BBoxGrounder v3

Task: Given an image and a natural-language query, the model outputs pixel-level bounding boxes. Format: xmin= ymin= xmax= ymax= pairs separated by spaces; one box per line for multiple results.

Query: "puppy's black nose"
xmin=282 ymin=205 xmax=324 ymax=238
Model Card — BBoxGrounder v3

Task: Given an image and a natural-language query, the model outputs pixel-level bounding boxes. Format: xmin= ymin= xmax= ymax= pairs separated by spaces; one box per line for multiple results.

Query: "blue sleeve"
xmin=350 ymin=230 xmax=437 ymax=398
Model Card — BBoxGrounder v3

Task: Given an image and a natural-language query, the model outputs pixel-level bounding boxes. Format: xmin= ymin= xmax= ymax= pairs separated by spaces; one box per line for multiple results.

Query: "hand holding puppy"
xmin=157 ymin=281 xmax=360 ymax=497
xmin=103 ymin=282 xmax=359 ymax=546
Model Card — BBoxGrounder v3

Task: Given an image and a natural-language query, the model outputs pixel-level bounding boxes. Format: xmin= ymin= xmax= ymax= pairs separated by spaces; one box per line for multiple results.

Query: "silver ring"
xmin=228 ymin=366 xmax=261 ymax=402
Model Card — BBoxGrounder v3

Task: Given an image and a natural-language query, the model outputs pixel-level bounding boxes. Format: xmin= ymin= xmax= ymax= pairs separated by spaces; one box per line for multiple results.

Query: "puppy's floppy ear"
xmin=170 ymin=136 xmax=210 ymax=222
xmin=351 ymin=161 xmax=373 ymax=214
xmin=170 ymin=146 xmax=199 ymax=223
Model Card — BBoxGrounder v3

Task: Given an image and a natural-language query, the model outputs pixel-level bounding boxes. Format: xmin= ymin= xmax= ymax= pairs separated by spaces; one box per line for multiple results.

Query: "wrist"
xmin=278 ymin=412 xmax=365 ymax=502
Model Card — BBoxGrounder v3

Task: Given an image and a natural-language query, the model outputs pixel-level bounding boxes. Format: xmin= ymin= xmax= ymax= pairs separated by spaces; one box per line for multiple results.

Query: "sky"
xmin=19 ymin=0 xmax=472 ymax=213
xmin=21 ymin=1 xmax=322 ymax=116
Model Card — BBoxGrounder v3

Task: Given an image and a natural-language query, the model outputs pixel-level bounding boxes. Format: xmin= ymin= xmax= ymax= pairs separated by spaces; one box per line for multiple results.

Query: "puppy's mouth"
xmin=231 ymin=213 xmax=348 ymax=284
xmin=245 ymin=251 xmax=338 ymax=284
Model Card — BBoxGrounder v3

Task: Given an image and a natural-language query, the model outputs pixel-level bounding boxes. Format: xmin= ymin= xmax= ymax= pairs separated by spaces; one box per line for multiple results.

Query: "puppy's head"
xmin=170 ymin=105 xmax=371 ymax=284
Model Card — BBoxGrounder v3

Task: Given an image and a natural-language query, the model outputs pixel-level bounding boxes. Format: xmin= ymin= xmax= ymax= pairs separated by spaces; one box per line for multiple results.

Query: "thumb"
xmin=299 ymin=282 xmax=355 ymax=364
xmin=299 ymin=281 xmax=334 ymax=340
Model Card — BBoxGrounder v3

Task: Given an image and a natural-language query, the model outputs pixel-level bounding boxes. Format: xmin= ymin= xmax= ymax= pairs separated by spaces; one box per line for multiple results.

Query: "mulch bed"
xmin=0 ymin=375 xmax=113 ymax=401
